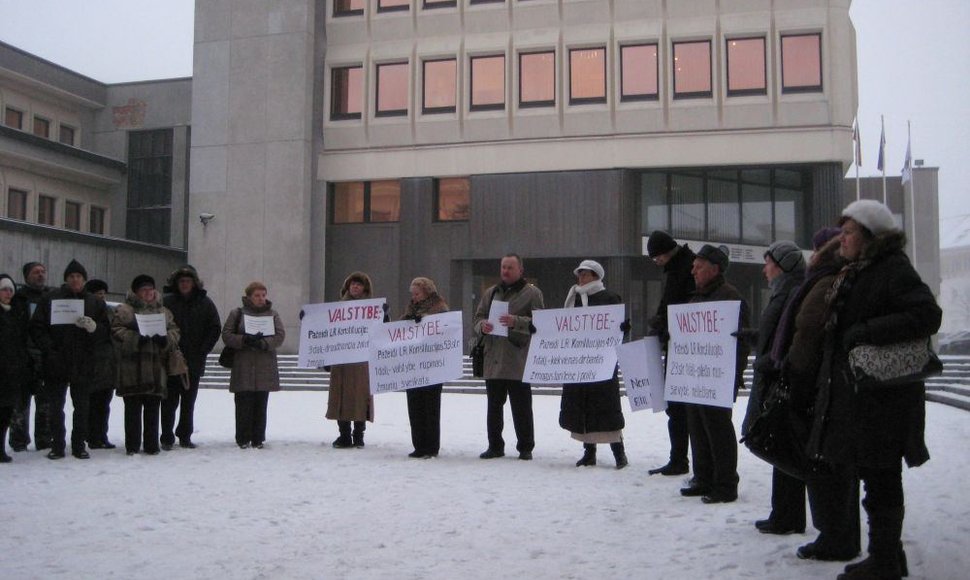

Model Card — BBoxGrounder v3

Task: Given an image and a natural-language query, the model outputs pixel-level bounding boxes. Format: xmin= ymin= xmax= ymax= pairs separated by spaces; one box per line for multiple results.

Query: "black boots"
xmin=352 ymin=421 xmax=365 ymax=448
xmin=332 ymin=421 xmax=353 ymax=448
xmin=0 ymin=425 xmax=10 ymax=463
xmin=611 ymin=442 xmax=629 ymax=470
xmin=576 ymin=443 xmax=596 ymax=466
xmin=839 ymin=505 xmax=908 ymax=579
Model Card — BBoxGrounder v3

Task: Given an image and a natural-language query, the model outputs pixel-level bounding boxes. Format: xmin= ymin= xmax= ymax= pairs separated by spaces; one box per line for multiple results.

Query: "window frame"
xmin=780 ymin=32 xmax=823 ymax=94
xmin=469 ymin=54 xmax=506 ymax=112
xmin=64 ymin=200 xmax=82 ymax=231
xmin=672 ymin=39 xmax=713 ymax=100
xmin=89 ymin=205 xmax=106 ymax=235
xmin=330 ymin=181 xmax=402 ymax=224
xmin=330 ymin=64 xmax=364 ymax=121
xmin=33 ymin=115 xmax=51 ymax=139
xmin=375 ymin=61 xmax=410 ymax=118
xmin=433 ymin=177 xmax=471 ymax=222
xmin=6 ymin=188 xmax=28 ymax=221
xmin=423 ymin=0 xmax=457 ymax=8
xmin=4 ymin=106 xmax=24 ymax=130
xmin=422 ymin=58 xmax=458 ymax=115
xmin=333 ymin=0 xmax=365 ymax=17
xmin=377 ymin=0 xmax=410 ymax=13
xmin=619 ymin=43 xmax=660 ymax=102
xmin=37 ymin=194 xmax=56 ymax=226
xmin=518 ymin=50 xmax=556 ymax=109
xmin=568 ymin=46 xmax=608 ymax=105
xmin=59 ymin=123 xmax=77 ymax=146
xmin=725 ymin=36 xmax=768 ymax=97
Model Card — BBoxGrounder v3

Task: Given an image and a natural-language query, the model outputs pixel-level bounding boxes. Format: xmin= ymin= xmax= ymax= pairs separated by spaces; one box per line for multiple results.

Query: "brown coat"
xmin=473 ymin=279 xmax=544 ymax=382
xmin=222 ymin=299 xmax=285 ymax=393
xmin=326 ymin=272 xmax=379 ymax=422
xmin=112 ymin=291 xmax=180 ymax=398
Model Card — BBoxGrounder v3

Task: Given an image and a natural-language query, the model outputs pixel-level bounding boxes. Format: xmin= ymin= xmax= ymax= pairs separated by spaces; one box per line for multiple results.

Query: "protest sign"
xmin=368 ymin=311 xmax=464 ymax=394
xmin=244 ymin=314 xmax=276 ymax=336
xmin=50 ymin=299 xmax=84 ymax=325
xmin=487 ymin=300 xmax=509 ymax=337
xmin=523 ymin=304 xmax=624 ymax=384
xmin=135 ymin=313 xmax=167 ymax=337
xmin=297 ymin=298 xmax=386 ymax=368
xmin=616 ymin=336 xmax=667 ymax=413
xmin=664 ymin=301 xmax=742 ymax=409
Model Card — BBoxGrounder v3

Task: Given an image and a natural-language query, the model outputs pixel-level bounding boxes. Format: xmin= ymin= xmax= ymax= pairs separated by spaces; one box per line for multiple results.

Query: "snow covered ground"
xmin=2 ymin=391 xmax=967 ymax=580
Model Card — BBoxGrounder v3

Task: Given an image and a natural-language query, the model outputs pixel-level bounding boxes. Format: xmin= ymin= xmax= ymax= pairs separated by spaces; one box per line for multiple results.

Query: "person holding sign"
xmin=678 ymin=246 xmax=750 ymax=504
xmin=325 ymin=272 xmax=381 ymax=449
xmin=0 ymin=273 xmax=31 ymax=463
xmin=112 ymin=275 xmax=180 ymax=455
xmin=28 ymin=259 xmax=109 ymax=460
xmin=400 ymin=277 xmax=449 ymax=459
xmin=559 ymin=261 xmax=629 ymax=469
xmin=473 ymin=254 xmax=544 ymax=461
xmin=9 ymin=261 xmax=52 ymax=453
xmin=221 ymin=282 xmax=285 ymax=449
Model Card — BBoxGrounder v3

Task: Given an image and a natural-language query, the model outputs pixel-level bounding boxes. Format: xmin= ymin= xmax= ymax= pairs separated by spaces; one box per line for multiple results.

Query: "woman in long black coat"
xmin=0 ymin=273 xmax=31 ymax=463
xmin=559 ymin=260 xmax=628 ymax=469
xmin=815 ymin=200 xmax=941 ymax=580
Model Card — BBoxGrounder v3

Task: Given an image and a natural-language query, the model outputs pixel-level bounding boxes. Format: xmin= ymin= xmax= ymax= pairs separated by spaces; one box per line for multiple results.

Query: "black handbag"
xmin=740 ymin=376 xmax=815 ymax=480
xmin=471 ymin=339 xmax=485 ymax=378
xmin=218 ymin=347 xmax=235 ymax=369
xmin=847 ymin=339 xmax=943 ymax=387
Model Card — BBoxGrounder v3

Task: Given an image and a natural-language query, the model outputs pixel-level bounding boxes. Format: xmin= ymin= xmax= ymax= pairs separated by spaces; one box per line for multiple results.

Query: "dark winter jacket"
xmin=559 ymin=288 xmax=626 ymax=434
xmin=0 ymin=280 xmax=31 ymax=408
xmin=162 ymin=269 xmax=221 ymax=379
xmin=112 ymin=291 xmax=180 ymax=398
xmin=648 ymin=244 xmax=696 ymax=341
xmin=14 ymin=282 xmax=48 ymax=373
xmin=815 ymin=231 xmax=941 ymax=469
xmin=28 ymin=284 xmax=110 ymax=387
xmin=222 ymin=298 xmax=285 ymax=393
xmin=89 ymin=304 xmax=118 ymax=392
xmin=689 ymin=275 xmax=751 ymax=399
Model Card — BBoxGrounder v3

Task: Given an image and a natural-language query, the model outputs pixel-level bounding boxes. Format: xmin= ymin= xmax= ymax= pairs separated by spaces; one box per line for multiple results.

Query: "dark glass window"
xmin=376 ymin=62 xmax=409 ymax=117
xmin=519 ymin=51 xmax=555 ymax=108
xmin=470 ymin=55 xmax=505 ymax=111
xmin=4 ymin=107 xmax=23 ymax=129
xmin=670 ymin=173 xmax=705 ymax=239
xmin=672 ymin=40 xmax=712 ymax=99
xmin=435 ymin=177 xmax=470 ymax=221
xmin=89 ymin=206 xmax=106 ymax=235
xmin=707 ymin=170 xmax=740 ymax=241
xmin=64 ymin=201 xmax=81 ymax=231
xmin=470 ymin=0 xmax=504 ymax=4
xmin=378 ymin=0 xmax=410 ymax=12
xmin=33 ymin=116 xmax=50 ymax=139
xmin=334 ymin=0 xmax=365 ymax=16
xmin=620 ymin=44 xmax=659 ymax=101
xmin=741 ymin=170 xmax=772 ymax=245
xmin=726 ymin=37 xmax=767 ymax=96
xmin=423 ymin=59 xmax=457 ymax=114
xmin=7 ymin=188 xmax=27 ymax=220
xmin=569 ymin=47 xmax=607 ymax=104
xmin=641 ymin=173 xmax=668 ymax=233
xmin=37 ymin=195 xmax=56 ymax=226
xmin=781 ymin=33 xmax=822 ymax=93
xmin=331 ymin=66 xmax=363 ymax=120
xmin=423 ymin=0 xmax=456 ymax=7
xmin=331 ymin=181 xmax=401 ymax=224
xmin=126 ymin=129 xmax=173 ymax=245
xmin=332 ymin=182 xmax=365 ymax=223
xmin=59 ymin=124 xmax=76 ymax=146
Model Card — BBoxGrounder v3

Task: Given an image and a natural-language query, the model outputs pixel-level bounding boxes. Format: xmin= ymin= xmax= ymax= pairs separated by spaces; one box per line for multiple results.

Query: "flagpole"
xmin=880 ymin=115 xmax=887 ymax=204
xmin=854 ymin=118 xmax=861 ymax=200
xmin=908 ymin=121 xmax=918 ymax=269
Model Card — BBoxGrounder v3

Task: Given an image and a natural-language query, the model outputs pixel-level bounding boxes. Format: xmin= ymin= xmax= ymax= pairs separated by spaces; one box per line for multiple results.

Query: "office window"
xmin=331 ymin=181 xmax=401 ymax=224
xmin=470 ymin=0 xmax=504 ymax=4
xmin=4 ymin=107 xmax=23 ymax=129
xmin=670 ymin=173 xmax=705 ymax=239
xmin=334 ymin=0 xmax=364 ymax=16
xmin=59 ymin=124 xmax=76 ymax=146
xmin=741 ymin=170 xmax=772 ymax=245
xmin=7 ymin=188 xmax=27 ymax=220
xmin=707 ymin=171 xmax=741 ymax=241
xmin=781 ymin=33 xmax=822 ymax=93
xmin=378 ymin=0 xmax=409 ymax=12
xmin=65 ymin=201 xmax=81 ymax=231
xmin=423 ymin=0 xmax=456 ymax=7
xmin=33 ymin=116 xmax=50 ymax=139
xmin=435 ymin=178 xmax=470 ymax=221
xmin=470 ymin=55 xmax=505 ymax=111
xmin=37 ymin=195 xmax=56 ymax=226
xmin=331 ymin=66 xmax=363 ymax=120
xmin=519 ymin=51 xmax=555 ymax=108
xmin=672 ymin=40 xmax=712 ymax=98
xmin=641 ymin=173 xmax=668 ymax=233
xmin=569 ymin=47 xmax=607 ymax=104
xmin=620 ymin=44 xmax=659 ymax=101
xmin=127 ymin=129 xmax=173 ymax=245
xmin=423 ymin=59 xmax=457 ymax=114
xmin=726 ymin=37 xmax=767 ymax=96
xmin=90 ymin=206 xmax=106 ymax=235
xmin=376 ymin=62 xmax=409 ymax=117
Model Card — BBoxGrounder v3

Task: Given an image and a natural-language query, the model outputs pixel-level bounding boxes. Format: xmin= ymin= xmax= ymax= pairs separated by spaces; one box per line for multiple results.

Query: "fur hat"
xmin=22 ymin=261 xmax=43 ymax=281
xmin=647 ymin=231 xmax=678 ymax=258
xmin=812 ymin=227 xmax=842 ymax=250
xmin=765 ymin=241 xmax=805 ymax=273
xmin=165 ymin=265 xmax=203 ymax=293
xmin=131 ymin=274 xmax=156 ymax=292
xmin=696 ymin=244 xmax=730 ymax=273
xmin=573 ymin=259 xmax=605 ymax=281
xmin=841 ymin=200 xmax=898 ymax=236
xmin=0 ymin=274 xmax=15 ymax=293
xmin=63 ymin=259 xmax=87 ymax=281
xmin=84 ymin=279 xmax=109 ymax=294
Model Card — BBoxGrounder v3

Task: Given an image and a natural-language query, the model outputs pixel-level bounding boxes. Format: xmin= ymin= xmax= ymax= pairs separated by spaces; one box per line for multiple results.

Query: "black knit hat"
xmin=84 ymin=279 xmax=109 ymax=294
xmin=647 ymin=231 xmax=678 ymax=258
xmin=131 ymin=274 xmax=156 ymax=292
xmin=63 ymin=259 xmax=88 ymax=281
xmin=22 ymin=261 xmax=43 ymax=281
xmin=696 ymin=244 xmax=730 ymax=273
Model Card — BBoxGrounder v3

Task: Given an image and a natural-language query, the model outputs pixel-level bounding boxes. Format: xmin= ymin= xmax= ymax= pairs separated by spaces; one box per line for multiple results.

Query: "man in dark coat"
xmin=8 ymin=261 xmax=53 ymax=452
xmin=161 ymin=266 xmax=221 ymax=449
xmin=84 ymin=279 xmax=118 ymax=450
xmin=646 ymin=231 xmax=695 ymax=476
xmin=1 ymin=273 xmax=31 ymax=462
xmin=679 ymin=245 xmax=750 ymax=504
xmin=28 ymin=260 xmax=110 ymax=459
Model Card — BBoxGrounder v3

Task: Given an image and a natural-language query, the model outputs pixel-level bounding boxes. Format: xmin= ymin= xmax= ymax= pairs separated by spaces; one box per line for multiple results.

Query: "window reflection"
xmin=331 ymin=66 xmax=363 ymax=119
xmin=435 ymin=177 xmax=470 ymax=221
xmin=333 ymin=182 xmax=365 ymax=223
xmin=334 ymin=0 xmax=365 ymax=15
xmin=620 ymin=44 xmax=658 ymax=101
xmin=781 ymin=34 xmax=822 ymax=92
xmin=376 ymin=62 xmax=409 ymax=116
xmin=673 ymin=40 xmax=712 ymax=98
xmin=379 ymin=0 xmax=410 ymax=11
xmin=423 ymin=59 xmax=457 ymax=113
xmin=569 ymin=47 xmax=606 ymax=103
xmin=726 ymin=37 xmax=766 ymax=95
xmin=519 ymin=52 xmax=555 ymax=107
xmin=370 ymin=180 xmax=401 ymax=222
xmin=470 ymin=55 xmax=505 ymax=110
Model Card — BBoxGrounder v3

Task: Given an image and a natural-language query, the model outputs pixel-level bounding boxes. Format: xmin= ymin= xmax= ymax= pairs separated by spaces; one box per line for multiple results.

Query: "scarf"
xmin=824 ymin=258 xmax=870 ymax=333
xmin=564 ymin=280 xmax=605 ymax=308
xmin=769 ymin=263 xmax=840 ymax=367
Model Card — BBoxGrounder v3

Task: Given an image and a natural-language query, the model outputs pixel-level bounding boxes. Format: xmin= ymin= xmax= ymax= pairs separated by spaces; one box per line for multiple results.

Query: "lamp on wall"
xmin=199 ymin=212 xmax=215 ymax=227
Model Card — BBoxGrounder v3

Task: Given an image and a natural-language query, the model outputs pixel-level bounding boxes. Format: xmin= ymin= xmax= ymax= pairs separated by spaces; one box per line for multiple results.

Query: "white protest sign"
xmin=523 ymin=304 xmax=625 ymax=384
xmin=50 ymin=299 xmax=85 ymax=325
xmin=487 ymin=300 xmax=509 ymax=337
xmin=664 ymin=301 xmax=742 ymax=409
xmin=244 ymin=314 xmax=276 ymax=336
xmin=616 ymin=337 xmax=667 ymax=413
xmin=135 ymin=313 xmax=167 ymax=337
xmin=298 ymin=299 xmax=386 ymax=368
xmin=368 ymin=311 xmax=464 ymax=394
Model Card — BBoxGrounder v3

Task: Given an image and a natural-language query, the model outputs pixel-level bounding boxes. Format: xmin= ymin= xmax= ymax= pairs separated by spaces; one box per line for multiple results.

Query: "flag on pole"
xmin=876 ymin=117 xmax=886 ymax=172
xmin=853 ymin=118 xmax=862 ymax=166
xmin=901 ymin=122 xmax=913 ymax=185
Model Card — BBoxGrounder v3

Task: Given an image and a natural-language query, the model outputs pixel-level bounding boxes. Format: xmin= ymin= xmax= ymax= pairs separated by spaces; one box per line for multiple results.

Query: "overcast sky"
xmin=0 ymin=0 xmax=967 ymax=231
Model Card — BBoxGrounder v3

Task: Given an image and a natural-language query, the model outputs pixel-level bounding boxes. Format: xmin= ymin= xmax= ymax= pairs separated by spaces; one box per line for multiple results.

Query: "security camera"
xmin=199 ymin=213 xmax=215 ymax=226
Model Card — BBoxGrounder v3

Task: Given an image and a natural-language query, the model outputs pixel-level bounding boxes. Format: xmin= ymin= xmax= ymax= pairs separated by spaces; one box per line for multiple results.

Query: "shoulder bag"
xmin=847 ymin=339 xmax=943 ymax=387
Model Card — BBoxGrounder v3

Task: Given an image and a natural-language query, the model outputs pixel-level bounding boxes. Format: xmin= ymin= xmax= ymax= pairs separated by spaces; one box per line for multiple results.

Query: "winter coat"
xmin=559 ymin=288 xmax=625 ymax=434
xmin=0 ymin=291 xmax=31 ymax=408
xmin=779 ymin=269 xmax=839 ymax=412
xmin=28 ymin=284 xmax=110 ymax=387
xmin=112 ymin=291 xmax=180 ymax=398
xmin=162 ymin=272 xmax=221 ymax=379
xmin=816 ymin=232 xmax=941 ymax=469
xmin=648 ymin=244 xmax=696 ymax=340
xmin=326 ymin=272 xmax=381 ymax=422
xmin=473 ymin=278 xmax=544 ymax=382
xmin=14 ymin=283 xmax=48 ymax=373
xmin=688 ymin=275 xmax=751 ymax=400
xmin=222 ymin=298 xmax=285 ymax=393
xmin=89 ymin=305 xmax=117 ymax=392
